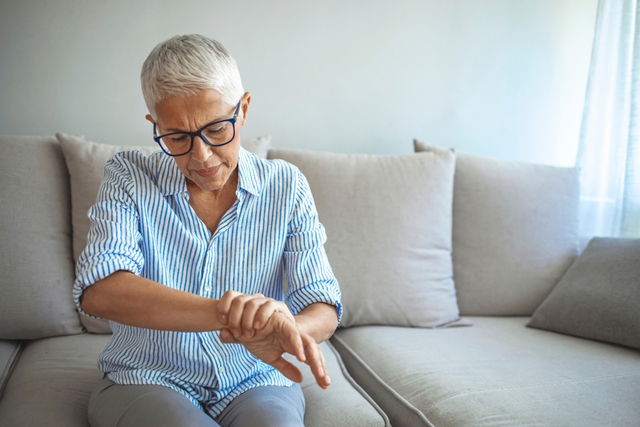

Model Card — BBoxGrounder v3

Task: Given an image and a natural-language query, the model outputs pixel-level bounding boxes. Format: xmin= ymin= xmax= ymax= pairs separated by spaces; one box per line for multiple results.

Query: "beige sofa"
xmin=0 ymin=134 xmax=638 ymax=427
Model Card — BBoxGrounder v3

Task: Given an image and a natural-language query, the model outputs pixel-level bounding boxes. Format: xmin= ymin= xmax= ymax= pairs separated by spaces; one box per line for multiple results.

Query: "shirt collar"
xmin=157 ymin=146 xmax=261 ymax=197
xmin=237 ymin=146 xmax=261 ymax=196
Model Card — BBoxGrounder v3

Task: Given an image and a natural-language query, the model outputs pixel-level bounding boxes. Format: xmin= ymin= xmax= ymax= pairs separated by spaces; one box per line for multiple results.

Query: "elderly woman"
xmin=74 ymin=34 xmax=342 ymax=427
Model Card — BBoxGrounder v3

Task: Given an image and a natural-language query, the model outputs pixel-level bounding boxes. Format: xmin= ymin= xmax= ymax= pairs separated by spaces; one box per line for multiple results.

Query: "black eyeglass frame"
xmin=152 ymin=99 xmax=242 ymax=156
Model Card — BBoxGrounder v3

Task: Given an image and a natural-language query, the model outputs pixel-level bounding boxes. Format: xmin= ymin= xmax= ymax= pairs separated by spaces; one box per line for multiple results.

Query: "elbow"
xmin=80 ymin=271 xmax=129 ymax=318
xmin=325 ymin=319 xmax=339 ymax=340
xmin=80 ymin=276 xmax=114 ymax=318
xmin=80 ymin=286 xmax=101 ymax=317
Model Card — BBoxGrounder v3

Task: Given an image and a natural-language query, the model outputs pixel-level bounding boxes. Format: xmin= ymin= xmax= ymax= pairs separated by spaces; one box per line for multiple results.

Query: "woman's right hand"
xmin=219 ymin=310 xmax=331 ymax=388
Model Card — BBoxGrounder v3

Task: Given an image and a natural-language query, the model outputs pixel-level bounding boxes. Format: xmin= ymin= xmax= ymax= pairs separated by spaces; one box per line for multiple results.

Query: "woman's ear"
xmin=145 ymin=114 xmax=155 ymax=123
xmin=240 ymin=92 xmax=251 ymax=125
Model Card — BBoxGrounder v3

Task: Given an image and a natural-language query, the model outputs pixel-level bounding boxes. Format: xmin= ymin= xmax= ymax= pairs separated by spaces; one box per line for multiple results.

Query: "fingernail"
xmin=248 ymin=329 xmax=255 ymax=337
xmin=219 ymin=314 xmax=227 ymax=323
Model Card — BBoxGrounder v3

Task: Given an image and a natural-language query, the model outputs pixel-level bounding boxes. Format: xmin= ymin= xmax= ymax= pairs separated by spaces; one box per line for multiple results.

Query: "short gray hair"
xmin=141 ymin=34 xmax=244 ymax=118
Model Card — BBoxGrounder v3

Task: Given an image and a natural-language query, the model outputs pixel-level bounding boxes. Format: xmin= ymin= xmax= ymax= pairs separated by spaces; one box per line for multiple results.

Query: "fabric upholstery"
xmin=333 ymin=316 xmax=640 ymax=427
xmin=0 ymin=335 xmax=388 ymax=427
xmin=56 ymin=133 xmax=272 ymax=333
xmin=0 ymin=136 xmax=83 ymax=339
xmin=0 ymin=340 xmax=23 ymax=399
xmin=414 ymin=140 xmax=579 ymax=315
xmin=268 ymin=148 xmax=467 ymax=328
xmin=528 ymin=237 xmax=640 ymax=350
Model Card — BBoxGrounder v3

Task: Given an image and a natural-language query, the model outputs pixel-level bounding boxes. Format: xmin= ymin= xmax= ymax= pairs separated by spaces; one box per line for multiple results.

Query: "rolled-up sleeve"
xmin=72 ymin=154 xmax=144 ymax=320
xmin=284 ymin=168 xmax=343 ymax=324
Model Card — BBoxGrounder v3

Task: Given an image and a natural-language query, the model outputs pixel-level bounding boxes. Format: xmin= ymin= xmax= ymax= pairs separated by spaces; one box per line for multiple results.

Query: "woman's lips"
xmin=194 ymin=165 xmax=220 ymax=177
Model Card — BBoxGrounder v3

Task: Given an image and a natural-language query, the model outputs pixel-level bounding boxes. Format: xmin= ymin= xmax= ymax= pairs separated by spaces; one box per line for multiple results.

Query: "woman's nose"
xmin=191 ymin=135 xmax=212 ymax=161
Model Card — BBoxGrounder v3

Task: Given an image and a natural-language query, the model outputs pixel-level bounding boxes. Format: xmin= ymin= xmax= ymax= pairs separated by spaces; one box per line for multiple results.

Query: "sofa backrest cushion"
xmin=56 ymin=132 xmax=272 ymax=333
xmin=414 ymin=140 xmax=579 ymax=315
xmin=268 ymin=148 xmax=467 ymax=328
xmin=0 ymin=136 xmax=84 ymax=339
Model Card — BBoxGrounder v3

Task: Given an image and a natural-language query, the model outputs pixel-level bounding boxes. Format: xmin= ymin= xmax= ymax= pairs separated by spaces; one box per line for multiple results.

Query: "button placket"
xmin=201 ymin=238 xmax=216 ymax=295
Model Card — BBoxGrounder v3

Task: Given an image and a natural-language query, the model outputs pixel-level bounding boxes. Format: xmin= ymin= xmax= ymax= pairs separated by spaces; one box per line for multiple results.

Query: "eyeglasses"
xmin=152 ymin=99 xmax=242 ymax=156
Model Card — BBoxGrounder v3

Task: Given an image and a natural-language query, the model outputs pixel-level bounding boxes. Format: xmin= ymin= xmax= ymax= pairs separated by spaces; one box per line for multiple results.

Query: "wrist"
xmin=209 ymin=298 xmax=225 ymax=331
xmin=294 ymin=313 xmax=314 ymax=338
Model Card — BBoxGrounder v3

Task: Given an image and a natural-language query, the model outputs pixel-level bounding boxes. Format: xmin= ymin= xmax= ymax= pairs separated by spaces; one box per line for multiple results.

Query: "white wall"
xmin=0 ymin=0 xmax=597 ymax=166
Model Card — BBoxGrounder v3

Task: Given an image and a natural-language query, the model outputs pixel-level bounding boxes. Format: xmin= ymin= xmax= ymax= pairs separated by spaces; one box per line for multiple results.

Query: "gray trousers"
xmin=88 ymin=376 xmax=306 ymax=427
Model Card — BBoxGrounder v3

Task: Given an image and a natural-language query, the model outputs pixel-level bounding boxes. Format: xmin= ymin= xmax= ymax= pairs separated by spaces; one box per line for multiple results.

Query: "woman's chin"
xmin=190 ymin=176 xmax=225 ymax=193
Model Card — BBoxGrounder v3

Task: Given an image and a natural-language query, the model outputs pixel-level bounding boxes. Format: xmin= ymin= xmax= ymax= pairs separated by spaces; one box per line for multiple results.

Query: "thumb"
xmin=220 ymin=328 xmax=239 ymax=344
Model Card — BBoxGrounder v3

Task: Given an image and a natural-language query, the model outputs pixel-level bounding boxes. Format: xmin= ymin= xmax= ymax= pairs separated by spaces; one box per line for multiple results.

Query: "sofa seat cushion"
xmin=0 ymin=334 xmax=107 ymax=427
xmin=332 ymin=316 xmax=640 ymax=427
xmin=0 ymin=334 xmax=388 ymax=427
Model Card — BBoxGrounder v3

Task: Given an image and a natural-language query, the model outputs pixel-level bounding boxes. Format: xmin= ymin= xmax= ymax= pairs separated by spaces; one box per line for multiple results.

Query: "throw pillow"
xmin=414 ymin=139 xmax=579 ymax=316
xmin=56 ymin=132 xmax=272 ymax=333
xmin=528 ymin=237 xmax=640 ymax=350
xmin=268 ymin=147 xmax=470 ymax=328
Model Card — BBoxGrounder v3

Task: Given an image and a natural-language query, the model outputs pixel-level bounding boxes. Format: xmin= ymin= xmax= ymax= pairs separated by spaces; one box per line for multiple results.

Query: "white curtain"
xmin=577 ymin=0 xmax=640 ymax=239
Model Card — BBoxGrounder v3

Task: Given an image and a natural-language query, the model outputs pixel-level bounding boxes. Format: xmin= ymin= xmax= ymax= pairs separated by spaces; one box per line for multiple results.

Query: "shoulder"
xmin=103 ymin=149 xmax=166 ymax=184
xmin=98 ymin=149 xmax=173 ymax=199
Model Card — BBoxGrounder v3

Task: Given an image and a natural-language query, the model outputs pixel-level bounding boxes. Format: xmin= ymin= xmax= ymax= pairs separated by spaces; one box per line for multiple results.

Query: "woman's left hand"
xmin=217 ymin=290 xmax=295 ymax=339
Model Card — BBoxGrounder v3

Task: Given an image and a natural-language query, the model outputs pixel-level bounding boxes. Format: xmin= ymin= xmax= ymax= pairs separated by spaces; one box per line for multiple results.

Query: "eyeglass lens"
xmin=158 ymin=121 xmax=234 ymax=155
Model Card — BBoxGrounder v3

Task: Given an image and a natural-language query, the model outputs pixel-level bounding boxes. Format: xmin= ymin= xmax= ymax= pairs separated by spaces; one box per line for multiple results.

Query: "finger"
xmin=228 ymin=294 xmax=251 ymax=336
xmin=319 ymin=346 xmax=331 ymax=388
xmin=219 ymin=328 xmax=239 ymax=344
xmin=281 ymin=318 xmax=305 ymax=363
xmin=241 ymin=296 xmax=268 ymax=338
xmin=271 ymin=357 xmax=303 ymax=383
xmin=252 ymin=300 xmax=279 ymax=331
xmin=303 ymin=336 xmax=329 ymax=388
xmin=218 ymin=290 xmax=241 ymax=324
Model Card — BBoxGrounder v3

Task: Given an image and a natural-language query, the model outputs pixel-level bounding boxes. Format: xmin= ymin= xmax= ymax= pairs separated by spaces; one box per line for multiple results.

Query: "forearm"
xmin=81 ymin=270 xmax=223 ymax=332
xmin=294 ymin=302 xmax=339 ymax=343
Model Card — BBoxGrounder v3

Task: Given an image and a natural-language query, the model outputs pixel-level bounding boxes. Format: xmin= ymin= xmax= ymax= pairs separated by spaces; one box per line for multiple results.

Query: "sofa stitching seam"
xmin=331 ymin=334 xmax=434 ymax=427
xmin=326 ymin=339 xmax=391 ymax=427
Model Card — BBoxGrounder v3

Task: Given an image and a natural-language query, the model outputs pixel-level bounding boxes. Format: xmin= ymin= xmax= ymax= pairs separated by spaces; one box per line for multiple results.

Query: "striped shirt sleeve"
xmin=283 ymin=168 xmax=343 ymax=324
xmin=72 ymin=153 xmax=145 ymax=320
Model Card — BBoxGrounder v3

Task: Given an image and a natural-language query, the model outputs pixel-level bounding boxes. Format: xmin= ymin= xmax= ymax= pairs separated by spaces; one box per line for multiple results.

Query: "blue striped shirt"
xmin=72 ymin=146 xmax=342 ymax=417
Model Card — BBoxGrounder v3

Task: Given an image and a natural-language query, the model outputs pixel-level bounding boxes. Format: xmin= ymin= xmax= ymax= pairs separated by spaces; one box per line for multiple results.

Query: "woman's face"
xmin=146 ymin=88 xmax=250 ymax=194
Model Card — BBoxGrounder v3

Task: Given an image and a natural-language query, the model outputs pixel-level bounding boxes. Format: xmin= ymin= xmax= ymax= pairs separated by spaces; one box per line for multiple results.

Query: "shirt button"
xmin=219 ymin=366 xmax=225 ymax=373
xmin=182 ymin=191 xmax=188 ymax=198
xmin=204 ymin=286 xmax=212 ymax=292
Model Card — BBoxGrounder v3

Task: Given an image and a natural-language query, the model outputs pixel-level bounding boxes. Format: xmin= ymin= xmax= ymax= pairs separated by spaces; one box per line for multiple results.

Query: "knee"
xmin=239 ymin=403 xmax=304 ymax=427
xmin=217 ymin=387 xmax=305 ymax=427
